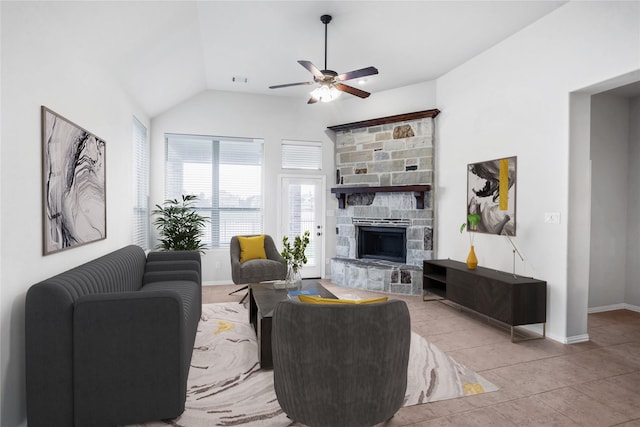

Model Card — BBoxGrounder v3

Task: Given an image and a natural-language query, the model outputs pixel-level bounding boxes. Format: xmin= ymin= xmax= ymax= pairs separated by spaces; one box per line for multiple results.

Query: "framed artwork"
xmin=467 ymin=156 xmax=516 ymax=236
xmin=42 ymin=106 xmax=106 ymax=255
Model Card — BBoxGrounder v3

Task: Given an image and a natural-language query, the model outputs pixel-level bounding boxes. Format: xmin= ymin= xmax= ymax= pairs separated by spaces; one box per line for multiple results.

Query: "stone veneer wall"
xmin=331 ymin=115 xmax=435 ymax=295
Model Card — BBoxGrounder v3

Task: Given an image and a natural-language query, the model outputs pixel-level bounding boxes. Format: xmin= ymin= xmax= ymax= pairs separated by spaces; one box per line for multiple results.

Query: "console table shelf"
xmin=423 ymin=259 xmax=547 ymax=342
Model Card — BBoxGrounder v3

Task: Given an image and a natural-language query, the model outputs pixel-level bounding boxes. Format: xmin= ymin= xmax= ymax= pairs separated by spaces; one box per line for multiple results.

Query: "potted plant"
xmin=152 ymin=194 xmax=208 ymax=253
xmin=460 ymin=214 xmax=481 ymax=269
xmin=281 ymin=230 xmax=311 ymax=288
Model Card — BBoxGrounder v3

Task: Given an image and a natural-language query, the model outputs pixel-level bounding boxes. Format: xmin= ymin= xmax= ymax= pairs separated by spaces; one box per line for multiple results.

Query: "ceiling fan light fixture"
xmin=310 ymin=84 xmax=341 ymax=102
xmin=270 ymin=14 xmax=378 ymax=104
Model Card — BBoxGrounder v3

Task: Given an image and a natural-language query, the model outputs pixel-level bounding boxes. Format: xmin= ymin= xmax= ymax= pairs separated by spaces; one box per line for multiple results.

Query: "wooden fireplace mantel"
xmin=330 ymin=185 xmax=431 ymax=209
xmin=327 ymin=109 xmax=440 ymax=132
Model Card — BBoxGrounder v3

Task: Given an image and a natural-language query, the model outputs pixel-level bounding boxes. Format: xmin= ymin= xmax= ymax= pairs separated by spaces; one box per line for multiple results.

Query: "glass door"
xmin=279 ymin=175 xmax=325 ymax=278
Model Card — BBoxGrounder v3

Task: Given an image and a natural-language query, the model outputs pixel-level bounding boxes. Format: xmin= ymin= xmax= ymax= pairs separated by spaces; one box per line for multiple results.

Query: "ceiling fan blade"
xmin=335 ymin=83 xmax=371 ymax=99
xmin=298 ymin=60 xmax=324 ymax=78
xmin=337 ymin=66 xmax=379 ymax=82
xmin=269 ymin=81 xmax=314 ymax=89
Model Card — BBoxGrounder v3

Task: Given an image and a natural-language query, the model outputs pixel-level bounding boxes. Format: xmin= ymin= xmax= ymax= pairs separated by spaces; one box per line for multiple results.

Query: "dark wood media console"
xmin=423 ymin=259 xmax=547 ymax=342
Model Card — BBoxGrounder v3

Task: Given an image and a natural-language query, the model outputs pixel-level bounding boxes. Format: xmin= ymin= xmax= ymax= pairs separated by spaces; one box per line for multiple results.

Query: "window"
xmin=165 ymin=134 xmax=264 ymax=247
xmin=281 ymin=140 xmax=322 ymax=170
xmin=132 ymin=117 xmax=149 ymax=249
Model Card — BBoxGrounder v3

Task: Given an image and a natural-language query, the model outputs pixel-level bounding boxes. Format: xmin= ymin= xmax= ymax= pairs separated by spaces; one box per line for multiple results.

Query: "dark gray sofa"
xmin=25 ymin=245 xmax=202 ymax=427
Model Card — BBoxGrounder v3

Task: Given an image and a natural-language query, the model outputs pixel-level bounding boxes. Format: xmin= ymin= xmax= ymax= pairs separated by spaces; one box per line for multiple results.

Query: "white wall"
xmin=436 ymin=1 xmax=640 ymax=342
xmin=589 ymin=94 xmax=630 ymax=308
xmin=627 ymin=96 xmax=640 ymax=306
xmin=0 ymin=3 xmax=150 ymax=425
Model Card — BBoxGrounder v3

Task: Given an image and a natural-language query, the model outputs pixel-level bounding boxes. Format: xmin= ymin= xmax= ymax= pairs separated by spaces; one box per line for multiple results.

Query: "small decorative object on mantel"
xmin=460 ymin=214 xmax=481 ymax=270
xmin=281 ymin=230 xmax=311 ymax=288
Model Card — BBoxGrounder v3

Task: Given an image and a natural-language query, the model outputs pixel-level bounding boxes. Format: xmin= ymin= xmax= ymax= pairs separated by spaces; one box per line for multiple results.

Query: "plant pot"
xmin=467 ymin=245 xmax=478 ymax=270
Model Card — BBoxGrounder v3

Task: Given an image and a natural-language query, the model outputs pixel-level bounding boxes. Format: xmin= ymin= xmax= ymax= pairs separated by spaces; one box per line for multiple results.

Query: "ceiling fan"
xmin=269 ymin=14 xmax=379 ymax=104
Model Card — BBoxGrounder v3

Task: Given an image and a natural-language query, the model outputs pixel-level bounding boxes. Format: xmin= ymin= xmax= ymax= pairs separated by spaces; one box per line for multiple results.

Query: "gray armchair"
xmin=272 ymin=299 xmax=411 ymax=427
xmin=229 ymin=234 xmax=287 ymax=303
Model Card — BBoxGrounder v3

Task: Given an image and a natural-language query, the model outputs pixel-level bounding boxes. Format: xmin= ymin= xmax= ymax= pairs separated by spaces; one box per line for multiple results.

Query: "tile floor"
xmin=203 ymin=281 xmax=640 ymax=427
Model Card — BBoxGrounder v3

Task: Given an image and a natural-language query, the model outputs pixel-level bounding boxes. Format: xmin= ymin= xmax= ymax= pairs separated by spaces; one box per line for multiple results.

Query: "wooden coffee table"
xmin=248 ymin=280 xmax=337 ymax=369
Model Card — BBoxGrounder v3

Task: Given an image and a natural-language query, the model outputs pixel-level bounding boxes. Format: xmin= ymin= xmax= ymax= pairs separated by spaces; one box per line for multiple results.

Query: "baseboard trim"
xmin=564 ymin=333 xmax=590 ymax=344
xmin=588 ymin=303 xmax=640 ymax=313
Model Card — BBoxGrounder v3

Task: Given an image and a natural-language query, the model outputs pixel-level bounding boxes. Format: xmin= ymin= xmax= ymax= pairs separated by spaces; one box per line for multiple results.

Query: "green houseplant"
xmin=152 ymin=194 xmax=208 ymax=253
xmin=281 ymin=230 xmax=311 ymax=287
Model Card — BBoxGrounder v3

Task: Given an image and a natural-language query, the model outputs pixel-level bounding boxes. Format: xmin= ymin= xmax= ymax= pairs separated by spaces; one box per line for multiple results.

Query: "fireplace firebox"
xmin=357 ymin=226 xmax=407 ymax=263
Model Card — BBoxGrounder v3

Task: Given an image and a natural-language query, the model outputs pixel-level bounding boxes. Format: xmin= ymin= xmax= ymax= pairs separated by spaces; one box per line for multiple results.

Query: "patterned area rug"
xmin=131 ymin=303 xmax=497 ymax=427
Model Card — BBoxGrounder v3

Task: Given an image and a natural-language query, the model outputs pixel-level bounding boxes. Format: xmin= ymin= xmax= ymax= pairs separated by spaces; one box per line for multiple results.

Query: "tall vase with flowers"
xmin=281 ymin=230 xmax=311 ymax=288
xmin=460 ymin=214 xmax=481 ymax=269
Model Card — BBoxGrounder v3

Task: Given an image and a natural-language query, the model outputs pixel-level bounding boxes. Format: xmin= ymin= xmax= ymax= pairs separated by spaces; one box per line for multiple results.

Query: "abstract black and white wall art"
xmin=42 ymin=106 xmax=106 ymax=255
xmin=467 ymin=156 xmax=516 ymax=236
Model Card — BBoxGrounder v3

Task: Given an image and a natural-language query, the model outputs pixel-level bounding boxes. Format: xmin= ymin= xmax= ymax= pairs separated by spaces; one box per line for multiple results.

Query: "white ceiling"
xmin=44 ymin=1 xmax=571 ymax=116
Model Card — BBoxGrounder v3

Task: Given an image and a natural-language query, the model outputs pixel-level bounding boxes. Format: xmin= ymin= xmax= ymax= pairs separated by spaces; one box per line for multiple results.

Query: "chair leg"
xmin=239 ymin=292 xmax=248 ymax=304
xmin=229 ymin=285 xmax=248 ymax=296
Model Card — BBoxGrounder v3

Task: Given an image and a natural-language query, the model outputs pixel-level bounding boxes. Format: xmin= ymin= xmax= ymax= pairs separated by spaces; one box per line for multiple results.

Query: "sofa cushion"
xmin=237 ymin=258 xmax=286 ymax=283
xmin=145 ymin=250 xmax=201 ymax=285
xmin=145 ymin=259 xmax=201 ymax=276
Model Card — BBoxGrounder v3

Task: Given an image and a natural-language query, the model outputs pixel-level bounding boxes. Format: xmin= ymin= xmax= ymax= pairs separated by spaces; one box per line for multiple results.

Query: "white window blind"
xmin=282 ymin=140 xmax=322 ymax=170
xmin=165 ymin=134 xmax=264 ymax=247
xmin=132 ymin=117 xmax=149 ymax=249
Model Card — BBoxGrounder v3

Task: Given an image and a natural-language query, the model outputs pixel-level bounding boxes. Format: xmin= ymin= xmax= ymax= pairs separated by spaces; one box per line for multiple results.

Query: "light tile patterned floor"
xmin=203 ymin=281 xmax=640 ymax=427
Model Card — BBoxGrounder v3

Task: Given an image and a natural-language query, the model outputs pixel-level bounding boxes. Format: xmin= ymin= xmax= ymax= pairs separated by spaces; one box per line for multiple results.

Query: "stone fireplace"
xmin=329 ymin=110 xmax=439 ymax=295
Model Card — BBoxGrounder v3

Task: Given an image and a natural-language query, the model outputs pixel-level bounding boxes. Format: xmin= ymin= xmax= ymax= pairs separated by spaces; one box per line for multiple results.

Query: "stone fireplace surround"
xmin=329 ymin=110 xmax=439 ymax=296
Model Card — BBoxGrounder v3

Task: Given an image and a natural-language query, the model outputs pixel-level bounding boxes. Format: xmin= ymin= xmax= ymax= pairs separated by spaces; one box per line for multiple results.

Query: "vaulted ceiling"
xmin=32 ymin=1 xmax=569 ymax=116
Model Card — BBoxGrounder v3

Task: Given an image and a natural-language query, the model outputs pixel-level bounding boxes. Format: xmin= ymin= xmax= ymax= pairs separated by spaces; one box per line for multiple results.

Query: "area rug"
xmin=131 ymin=303 xmax=497 ymax=427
